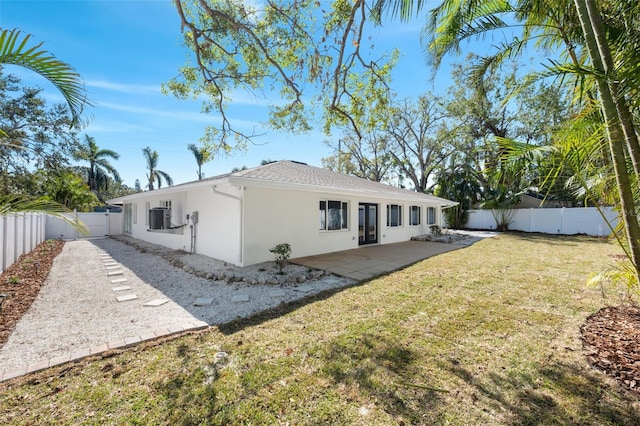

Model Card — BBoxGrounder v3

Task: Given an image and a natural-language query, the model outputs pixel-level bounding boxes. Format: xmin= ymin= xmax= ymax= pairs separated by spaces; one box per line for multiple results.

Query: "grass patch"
xmin=1 ymin=234 xmax=639 ymax=424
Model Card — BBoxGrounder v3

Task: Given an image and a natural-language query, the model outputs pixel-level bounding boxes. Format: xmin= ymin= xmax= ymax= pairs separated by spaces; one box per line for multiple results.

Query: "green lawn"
xmin=1 ymin=234 xmax=639 ymax=425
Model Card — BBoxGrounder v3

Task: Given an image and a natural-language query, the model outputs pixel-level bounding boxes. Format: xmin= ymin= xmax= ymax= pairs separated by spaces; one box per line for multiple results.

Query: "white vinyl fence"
xmin=45 ymin=211 xmax=123 ymax=240
xmin=465 ymin=207 xmax=618 ymax=237
xmin=0 ymin=212 xmax=47 ymax=273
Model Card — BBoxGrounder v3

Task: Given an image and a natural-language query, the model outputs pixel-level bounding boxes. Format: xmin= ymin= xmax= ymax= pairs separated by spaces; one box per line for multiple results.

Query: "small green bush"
xmin=269 ymin=243 xmax=292 ymax=274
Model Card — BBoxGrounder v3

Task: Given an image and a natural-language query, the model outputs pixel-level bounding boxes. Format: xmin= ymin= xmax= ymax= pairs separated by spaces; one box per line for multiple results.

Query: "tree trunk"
xmin=574 ymin=0 xmax=640 ymax=282
xmin=582 ymin=0 xmax=640 ymax=178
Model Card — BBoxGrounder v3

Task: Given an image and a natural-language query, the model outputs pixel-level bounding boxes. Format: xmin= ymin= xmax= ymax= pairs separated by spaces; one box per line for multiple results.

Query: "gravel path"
xmin=0 ymin=238 xmax=354 ymax=372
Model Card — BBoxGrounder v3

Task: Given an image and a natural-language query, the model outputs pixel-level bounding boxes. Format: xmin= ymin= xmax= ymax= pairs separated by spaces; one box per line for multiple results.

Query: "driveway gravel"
xmin=0 ymin=237 xmax=354 ymax=373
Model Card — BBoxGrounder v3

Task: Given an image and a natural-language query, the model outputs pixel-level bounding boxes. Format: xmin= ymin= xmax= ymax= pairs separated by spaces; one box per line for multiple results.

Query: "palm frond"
xmin=0 ymin=195 xmax=89 ymax=234
xmin=0 ymin=28 xmax=90 ymax=127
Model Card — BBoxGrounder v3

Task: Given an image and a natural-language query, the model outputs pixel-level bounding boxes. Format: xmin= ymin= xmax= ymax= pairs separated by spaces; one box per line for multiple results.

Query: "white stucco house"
xmin=108 ymin=160 xmax=456 ymax=266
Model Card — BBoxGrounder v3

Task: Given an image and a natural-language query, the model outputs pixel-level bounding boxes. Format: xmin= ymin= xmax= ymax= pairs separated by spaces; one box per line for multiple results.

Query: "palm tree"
xmin=73 ymin=135 xmax=120 ymax=193
xmin=187 ymin=143 xmax=211 ymax=180
xmin=572 ymin=0 xmax=640 ymax=278
xmin=377 ymin=0 xmax=640 ymax=281
xmin=0 ymin=28 xmax=88 ymax=129
xmin=0 ymin=28 xmax=89 ymax=230
xmin=143 ymin=147 xmax=173 ymax=190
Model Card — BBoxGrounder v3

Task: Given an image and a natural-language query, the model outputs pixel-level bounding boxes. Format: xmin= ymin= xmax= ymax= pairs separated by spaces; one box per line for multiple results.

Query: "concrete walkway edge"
xmin=0 ymin=320 xmax=208 ymax=382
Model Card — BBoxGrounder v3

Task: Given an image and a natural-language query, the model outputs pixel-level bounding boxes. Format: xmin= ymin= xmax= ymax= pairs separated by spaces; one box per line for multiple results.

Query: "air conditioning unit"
xmin=149 ymin=207 xmax=171 ymax=230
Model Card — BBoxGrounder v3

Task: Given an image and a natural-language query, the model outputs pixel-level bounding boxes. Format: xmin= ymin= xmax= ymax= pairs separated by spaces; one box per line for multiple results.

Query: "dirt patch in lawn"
xmin=0 ymin=240 xmax=64 ymax=347
xmin=582 ymin=305 xmax=640 ymax=397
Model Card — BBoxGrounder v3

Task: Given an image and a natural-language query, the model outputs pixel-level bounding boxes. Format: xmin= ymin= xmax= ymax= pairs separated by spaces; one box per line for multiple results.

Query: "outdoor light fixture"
xmin=0 ymin=294 xmax=6 ymax=313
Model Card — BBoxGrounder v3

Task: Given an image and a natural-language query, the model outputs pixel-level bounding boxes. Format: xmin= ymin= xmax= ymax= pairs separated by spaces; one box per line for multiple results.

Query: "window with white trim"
xmin=144 ymin=202 xmax=150 ymax=225
xmin=427 ymin=207 xmax=436 ymax=225
xmin=319 ymin=200 xmax=348 ymax=231
xmin=160 ymin=200 xmax=172 ymax=209
xmin=386 ymin=204 xmax=403 ymax=227
xmin=409 ymin=205 xmax=421 ymax=226
xmin=133 ymin=203 xmax=137 ymax=224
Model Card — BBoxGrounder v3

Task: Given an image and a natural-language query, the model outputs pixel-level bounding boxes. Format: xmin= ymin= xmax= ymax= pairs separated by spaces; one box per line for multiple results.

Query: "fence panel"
xmin=464 ymin=207 xmax=617 ymax=236
xmin=0 ymin=213 xmax=47 ymax=273
xmin=45 ymin=212 xmax=123 ymax=239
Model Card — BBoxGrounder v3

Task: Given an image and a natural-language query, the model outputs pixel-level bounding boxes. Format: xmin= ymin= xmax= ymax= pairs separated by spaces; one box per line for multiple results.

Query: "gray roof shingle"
xmin=109 ymin=160 xmax=456 ymax=206
xmin=230 ymin=160 xmax=455 ymax=205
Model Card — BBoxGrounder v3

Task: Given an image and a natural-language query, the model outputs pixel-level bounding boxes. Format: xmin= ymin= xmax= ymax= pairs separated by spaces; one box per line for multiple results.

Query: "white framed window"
xmin=409 ymin=205 xmax=421 ymax=226
xmin=160 ymin=200 xmax=172 ymax=209
xmin=386 ymin=204 xmax=403 ymax=227
xmin=319 ymin=200 xmax=348 ymax=231
xmin=144 ymin=202 xmax=150 ymax=225
xmin=427 ymin=207 xmax=436 ymax=225
xmin=133 ymin=203 xmax=137 ymax=224
xmin=123 ymin=204 xmax=133 ymax=234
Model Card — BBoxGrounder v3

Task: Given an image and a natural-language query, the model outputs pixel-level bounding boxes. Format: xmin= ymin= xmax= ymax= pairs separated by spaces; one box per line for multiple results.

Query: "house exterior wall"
xmin=241 ymin=186 xmax=443 ymax=266
xmin=120 ymin=185 xmax=242 ymax=265
xmin=122 ymin=191 xmax=188 ymax=252
xmin=189 ymin=185 xmax=242 ymax=265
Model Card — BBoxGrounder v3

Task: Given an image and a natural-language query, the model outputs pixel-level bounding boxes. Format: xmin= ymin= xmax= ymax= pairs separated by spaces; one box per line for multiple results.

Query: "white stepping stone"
xmin=111 ymin=278 xmax=127 ymax=284
xmin=112 ymin=285 xmax=131 ymax=292
xmin=144 ymin=299 xmax=169 ymax=307
xmin=296 ymin=285 xmax=314 ymax=293
xmin=103 ymin=261 xmax=118 ymax=266
xmin=116 ymin=294 xmax=137 ymax=302
xmin=193 ymin=297 xmax=215 ymax=306
xmin=106 ymin=265 xmax=121 ymax=270
xmin=269 ymin=289 xmax=286 ymax=297
xmin=231 ymin=294 xmax=250 ymax=303
xmin=107 ymin=270 xmax=123 ymax=276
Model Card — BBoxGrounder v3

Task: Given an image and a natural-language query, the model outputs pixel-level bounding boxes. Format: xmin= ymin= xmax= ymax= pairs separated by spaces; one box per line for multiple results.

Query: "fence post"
xmin=74 ymin=209 xmax=78 ymax=240
xmin=1 ymin=215 xmax=5 ymax=272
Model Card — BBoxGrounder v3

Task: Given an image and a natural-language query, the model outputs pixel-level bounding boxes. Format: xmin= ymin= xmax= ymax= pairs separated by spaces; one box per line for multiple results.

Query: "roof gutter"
xmin=228 ymin=176 xmax=456 ymax=205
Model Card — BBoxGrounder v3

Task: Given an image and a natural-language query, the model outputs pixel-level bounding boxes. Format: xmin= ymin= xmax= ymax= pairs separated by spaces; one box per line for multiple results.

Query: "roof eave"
xmin=107 ymin=176 xmax=230 ymax=204
xmin=229 ymin=176 xmax=456 ymax=205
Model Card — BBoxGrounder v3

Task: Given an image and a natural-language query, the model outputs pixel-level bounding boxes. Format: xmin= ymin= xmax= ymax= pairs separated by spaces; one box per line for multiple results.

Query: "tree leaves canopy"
xmin=165 ymin=0 xmax=398 ymax=152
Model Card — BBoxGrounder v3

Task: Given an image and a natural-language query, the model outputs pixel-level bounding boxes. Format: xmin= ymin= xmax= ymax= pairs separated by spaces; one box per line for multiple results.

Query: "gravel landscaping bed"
xmin=0 ymin=237 xmax=354 ymax=372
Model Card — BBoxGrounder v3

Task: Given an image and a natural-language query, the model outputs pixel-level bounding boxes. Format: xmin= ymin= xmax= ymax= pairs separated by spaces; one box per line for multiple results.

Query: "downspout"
xmin=211 ymin=185 xmax=244 ymax=265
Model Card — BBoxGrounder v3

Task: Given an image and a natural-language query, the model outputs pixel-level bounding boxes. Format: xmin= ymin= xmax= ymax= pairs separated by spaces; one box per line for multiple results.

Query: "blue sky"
xmin=1 ymin=0 xmax=480 ymax=188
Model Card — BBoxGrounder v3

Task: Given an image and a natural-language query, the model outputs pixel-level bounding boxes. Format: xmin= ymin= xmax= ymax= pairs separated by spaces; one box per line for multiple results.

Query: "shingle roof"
xmin=230 ymin=160 xmax=456 ymax=205
xmin=109 ymin=160 xmax=456 ymax=206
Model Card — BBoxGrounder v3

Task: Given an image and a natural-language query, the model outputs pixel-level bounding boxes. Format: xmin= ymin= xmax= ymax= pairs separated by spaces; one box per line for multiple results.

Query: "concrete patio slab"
xmin=291 ymin=240 xmax=466 ymax=281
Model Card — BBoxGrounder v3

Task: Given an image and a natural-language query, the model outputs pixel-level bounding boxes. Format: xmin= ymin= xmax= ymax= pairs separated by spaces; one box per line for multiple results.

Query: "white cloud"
xmin=86 ymin=80 xmax=161 ymax=95
xmin=96 ymin=100 xmax=265 ymax=128
xmin=84 ymin=120 xmax=154 ymax=134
